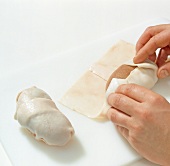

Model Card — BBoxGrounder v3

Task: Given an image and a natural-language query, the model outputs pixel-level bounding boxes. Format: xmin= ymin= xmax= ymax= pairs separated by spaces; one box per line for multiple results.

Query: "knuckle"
xmin=132 ymin=123 xmax=143 ymax=133
xmin=149 ymin=94 xmax=164 ymax=105
xmin=137 ymin=101 xmax=155 ymax=121
xmin=152 ymin=35 xmax=159 ymax=48
xmin=141 ymin=110 xmax=151 ymax=120
xmin=139 ymin=107 xmax=151 ymax=120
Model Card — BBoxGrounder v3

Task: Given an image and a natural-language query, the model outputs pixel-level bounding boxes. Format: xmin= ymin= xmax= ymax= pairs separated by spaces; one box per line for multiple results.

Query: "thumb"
xmin=157 ymin=61 xmax=170 ymax=78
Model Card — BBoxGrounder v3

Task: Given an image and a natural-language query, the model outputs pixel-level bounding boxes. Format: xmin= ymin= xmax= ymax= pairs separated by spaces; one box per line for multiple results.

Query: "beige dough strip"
xmin=90 ymin=40 xmax=136 ymax=81
xmin=60 ymin=40 xmax=136 ymax=118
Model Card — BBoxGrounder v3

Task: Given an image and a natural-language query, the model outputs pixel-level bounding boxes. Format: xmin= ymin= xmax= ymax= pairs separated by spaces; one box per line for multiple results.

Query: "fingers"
xmin=148 ymin=53 xmax=156 ymax=62
xmin=107 ymin=84 xmax=156 ymax=117
xmin=134 ymin=24 xmax=170 ymax=64
xmin=136 ymin=25 xmax=167 ymax=52
xmin=107 ymin=108 xmax=131 ymax=129
xmin=134 ymin=30 xmax=170 ymax=63
xmin=157 ymin=61 xmax=170 ymax=78
xmin=156 ymin=46 xmax=170 ymax=78
xmin=107 ymin=93 xmax=139 ymax=116
xmin=114 ymin=84 xmax=154 ymax=103
xmin=157 ymin=46 xmax=170 ymax=67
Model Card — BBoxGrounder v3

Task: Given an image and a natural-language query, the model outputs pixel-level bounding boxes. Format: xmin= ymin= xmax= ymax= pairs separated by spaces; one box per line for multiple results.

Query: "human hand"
xmin=107 ymin=84 xmax=170 ymax=165
xmin=134 ymin=24 xmax=170 ymax=78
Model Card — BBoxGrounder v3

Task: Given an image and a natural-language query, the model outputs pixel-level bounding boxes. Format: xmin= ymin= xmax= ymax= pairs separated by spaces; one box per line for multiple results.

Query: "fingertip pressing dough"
xmin=60 ymin=40 xmax=158 ymax=119
xmin=15 ymin=86 xmax=74 ymax=146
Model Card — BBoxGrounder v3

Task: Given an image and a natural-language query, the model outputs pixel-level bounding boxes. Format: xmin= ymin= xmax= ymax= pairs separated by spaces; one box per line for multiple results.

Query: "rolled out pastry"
xmin=60 ymin=71 xmax=110 ymax=118
xmin=15 ymin=86 xmax=74 ymax=146
xmin=60 ymin=41 xmax=158 ymax=119
xmin=60 ymin=41 xmax=135 ymax=118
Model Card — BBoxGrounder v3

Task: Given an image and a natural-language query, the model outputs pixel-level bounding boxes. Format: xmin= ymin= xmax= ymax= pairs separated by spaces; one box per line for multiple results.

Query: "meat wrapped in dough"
xmin=106 ymin=59 xmax=158 ymax=97
xmin=15 ymin=86 xmax=74 ymax=146
xmin=60 ymin=41 xmax=159 ymax=118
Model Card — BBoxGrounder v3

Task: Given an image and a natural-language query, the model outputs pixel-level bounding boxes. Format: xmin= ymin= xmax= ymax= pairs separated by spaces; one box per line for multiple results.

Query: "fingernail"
xmin=133 ymin=56 xmax=138 ymax=63
xmin=159 ymin=69 xmax=169 ymax=78
xmin=133 ymin=56 xmax=140 ymax=64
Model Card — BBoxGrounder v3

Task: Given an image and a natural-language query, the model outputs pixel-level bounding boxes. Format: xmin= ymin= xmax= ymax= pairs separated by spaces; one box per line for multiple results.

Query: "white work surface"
xmin=1 ymin=18 xmax=170 ymax=166
xmin=1 ymin=0 xmax=170 ymax=165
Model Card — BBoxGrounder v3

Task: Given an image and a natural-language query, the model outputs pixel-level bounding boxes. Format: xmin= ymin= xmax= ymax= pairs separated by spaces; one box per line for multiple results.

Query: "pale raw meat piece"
xmin=15 ymin=86 xmax=74 ymax=146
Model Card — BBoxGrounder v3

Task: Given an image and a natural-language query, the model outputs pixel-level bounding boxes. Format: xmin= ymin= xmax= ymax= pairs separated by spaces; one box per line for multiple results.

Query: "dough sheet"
xmin=60 ymin=40 xmax=136 ymax=118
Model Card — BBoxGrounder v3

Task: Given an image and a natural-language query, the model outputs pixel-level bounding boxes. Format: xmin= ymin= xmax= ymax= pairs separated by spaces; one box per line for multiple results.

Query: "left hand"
xmin=134 ymin=24 xmax=170 ymax=78
xmin=107 ymin=84 xmax=170 ymax=165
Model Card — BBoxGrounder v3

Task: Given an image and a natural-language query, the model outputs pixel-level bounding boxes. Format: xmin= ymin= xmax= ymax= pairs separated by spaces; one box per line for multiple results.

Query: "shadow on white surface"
xmin=1 ymin=18 xmax=170 ymax=166
xmin=20 ymin=128 xmax=85 ymax=164
xmin=124 ymin=158 xmax=159 ymax=166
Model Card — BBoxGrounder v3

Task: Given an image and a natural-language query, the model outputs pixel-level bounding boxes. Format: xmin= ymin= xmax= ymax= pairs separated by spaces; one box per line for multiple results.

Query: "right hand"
xmin=107 ymin=84 xmax=170 ymax=165
xmin=134 ymin=24 xmax=170 ymax=78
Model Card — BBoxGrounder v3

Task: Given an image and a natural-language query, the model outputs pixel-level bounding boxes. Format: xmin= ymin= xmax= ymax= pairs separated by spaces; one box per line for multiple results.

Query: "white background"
xmin=1 ymin=0 xmax=170 ymax=165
